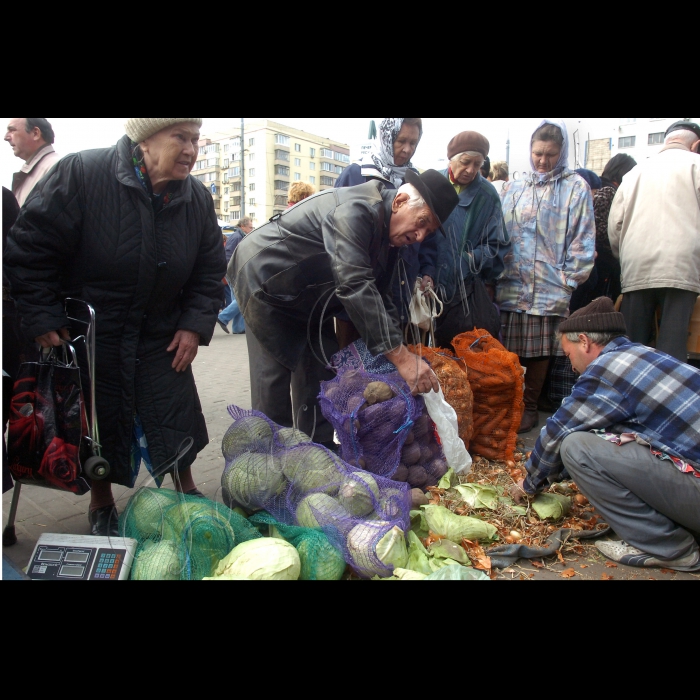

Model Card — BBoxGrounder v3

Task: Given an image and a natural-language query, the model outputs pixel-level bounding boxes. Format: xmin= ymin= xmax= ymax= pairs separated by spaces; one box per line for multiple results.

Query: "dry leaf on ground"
xmin=605 ymin=562 xmax=618 ymax=568
xmin=601 ymin=573 xmax=614 ymax=580
xmin=560 ymin=568 xmax=576 ymax=579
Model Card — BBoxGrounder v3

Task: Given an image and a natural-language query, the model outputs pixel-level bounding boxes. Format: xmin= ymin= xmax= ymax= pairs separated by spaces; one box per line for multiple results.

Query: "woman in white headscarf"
xmin=497 ymin=119 xmax=596 ymax=433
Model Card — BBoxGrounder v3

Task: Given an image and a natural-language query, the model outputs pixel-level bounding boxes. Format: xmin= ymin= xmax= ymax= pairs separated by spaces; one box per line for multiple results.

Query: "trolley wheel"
xmin=85 ymin=456 xmax=111 ymax=481
xmin=3 ymin=525 xmax=18 ymax=547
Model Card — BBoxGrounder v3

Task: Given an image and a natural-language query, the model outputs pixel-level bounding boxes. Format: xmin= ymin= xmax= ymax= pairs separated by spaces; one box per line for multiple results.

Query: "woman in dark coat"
xmin=4 ymin=118 xmax=227 ymax=536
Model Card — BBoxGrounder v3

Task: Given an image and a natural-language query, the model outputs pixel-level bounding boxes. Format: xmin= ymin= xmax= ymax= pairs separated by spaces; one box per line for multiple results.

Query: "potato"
xmin=410 ymin=488 xmax=429 ymax=509
xmin=401 ymin=442 xmax=421 ymax=466
xmin=393 ymin=464 xmax=409 ymax=483
xmin=407 ymin=466 xmax=428 ymax=489
xmin=428 ymin=459 xmax=448 ymax=479
xmin=404 ymin=431 xmax=415 ymax=446
xmin=363 ymin=381 xmax=395 ymax=406
xmin=419 ymin=446 xmax=433 ymax=464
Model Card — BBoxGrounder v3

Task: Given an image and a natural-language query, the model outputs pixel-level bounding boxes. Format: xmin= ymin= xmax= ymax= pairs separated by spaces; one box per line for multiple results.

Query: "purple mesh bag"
xmin=221 ymin=405 xmax=412 ymax=579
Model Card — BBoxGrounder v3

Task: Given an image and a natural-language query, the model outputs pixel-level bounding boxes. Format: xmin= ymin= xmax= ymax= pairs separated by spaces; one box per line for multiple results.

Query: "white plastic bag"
xmin=409 ymin=279 xmax=443 ymax=331
xmin=422 ymin=389 xmax=472 ymax=475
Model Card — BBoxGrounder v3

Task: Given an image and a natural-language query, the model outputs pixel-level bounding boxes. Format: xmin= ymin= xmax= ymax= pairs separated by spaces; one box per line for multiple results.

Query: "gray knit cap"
xmin=125 ymin=118 xmax=203 ymax=143
xmin=559 ymin=297 xmax=627 ymax=335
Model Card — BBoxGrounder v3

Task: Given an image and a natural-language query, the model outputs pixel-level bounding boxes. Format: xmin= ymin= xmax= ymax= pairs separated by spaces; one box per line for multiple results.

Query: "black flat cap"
xmin=404 ymin=169 xmax=459 ymax=236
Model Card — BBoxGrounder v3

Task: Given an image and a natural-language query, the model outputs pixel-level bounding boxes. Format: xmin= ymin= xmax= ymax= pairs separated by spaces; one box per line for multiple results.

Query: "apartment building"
xmin=586 ymin=117 xmax=699 ymax=173
xmin=192 ymin=119 xmax=351 ymax=225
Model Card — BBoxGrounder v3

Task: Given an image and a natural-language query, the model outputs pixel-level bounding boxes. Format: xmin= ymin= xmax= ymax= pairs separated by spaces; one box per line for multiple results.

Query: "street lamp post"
xmin=240 ymin=117 xmax=245 ymax=219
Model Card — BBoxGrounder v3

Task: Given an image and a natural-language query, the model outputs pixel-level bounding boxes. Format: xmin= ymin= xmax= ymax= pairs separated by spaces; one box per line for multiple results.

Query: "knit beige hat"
xmin=125 ymin=118 xmax=203 ymax=143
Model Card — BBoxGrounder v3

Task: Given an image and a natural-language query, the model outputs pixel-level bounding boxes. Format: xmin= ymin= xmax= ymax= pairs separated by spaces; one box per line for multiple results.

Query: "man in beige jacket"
xmin=5 ymin=118 xmax=60 ymax=207
xmin=608 ymin=121 xmax=700 ymax=362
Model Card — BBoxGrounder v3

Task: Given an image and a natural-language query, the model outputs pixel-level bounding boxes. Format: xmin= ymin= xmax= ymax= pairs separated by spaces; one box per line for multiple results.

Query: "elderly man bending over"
xmin=230 ymin=170 xmax=459 ymax=451
xmin=512 ymin=297 xmax=700 ymax=572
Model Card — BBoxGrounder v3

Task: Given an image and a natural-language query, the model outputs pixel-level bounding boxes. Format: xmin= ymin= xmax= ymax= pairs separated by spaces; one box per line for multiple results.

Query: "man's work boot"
xmin=518 ymin=358 xmax=550 ymax=434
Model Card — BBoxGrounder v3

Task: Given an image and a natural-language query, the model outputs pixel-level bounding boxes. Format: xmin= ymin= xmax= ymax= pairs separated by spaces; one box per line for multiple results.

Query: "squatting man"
xmin=511 ymin=297 xmax=700 ymax=573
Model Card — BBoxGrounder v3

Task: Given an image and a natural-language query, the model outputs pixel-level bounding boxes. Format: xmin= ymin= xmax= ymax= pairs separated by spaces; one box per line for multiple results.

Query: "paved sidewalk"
xmin=3 ymin=328 xmax=697 ymax=580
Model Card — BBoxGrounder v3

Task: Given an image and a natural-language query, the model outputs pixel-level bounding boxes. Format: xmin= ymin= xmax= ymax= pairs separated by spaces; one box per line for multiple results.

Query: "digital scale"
xmin=27 ymin=534 xmax=138 ymax=581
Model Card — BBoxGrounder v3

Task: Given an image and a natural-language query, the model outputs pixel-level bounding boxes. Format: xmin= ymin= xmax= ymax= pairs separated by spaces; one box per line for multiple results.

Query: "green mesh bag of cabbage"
xmin=119 ymin=488 xmax=262 ymax=580
xmin=248 ymin=512 xmax=347 ymax=581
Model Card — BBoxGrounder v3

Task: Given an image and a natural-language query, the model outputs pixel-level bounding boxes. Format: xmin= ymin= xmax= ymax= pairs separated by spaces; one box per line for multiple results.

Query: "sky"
xmin=1 ymin=117 xmax=621 ymax=189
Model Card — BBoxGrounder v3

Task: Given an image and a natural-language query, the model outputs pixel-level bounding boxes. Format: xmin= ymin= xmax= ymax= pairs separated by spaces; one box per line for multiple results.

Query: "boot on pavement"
xmin=518 ymin=358 xmax=550 ymax=434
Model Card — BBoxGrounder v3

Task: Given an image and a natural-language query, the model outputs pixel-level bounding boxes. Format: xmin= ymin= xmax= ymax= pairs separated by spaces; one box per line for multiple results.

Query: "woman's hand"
xmin=35 ymin=328 xmax=71 ymax=349
xmin=168 ymin=330 xmax=200 ymax=372
xmin=385 ymin=345 xmax=439 ymax=396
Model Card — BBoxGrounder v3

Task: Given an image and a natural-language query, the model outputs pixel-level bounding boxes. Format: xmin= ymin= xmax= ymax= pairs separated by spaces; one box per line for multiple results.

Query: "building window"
xmin=249 ymin=138 xmax=255 ymax=147
xmin=224 ymin=187 xmax=229 ymax=194
xmin=310 ymin=147 xmax=316 ymax=158
xmin=334 ymin=152 xmax=350 ymax=163
xmin=231 ymin=138 xmax=241 ymax=149
xmin=295 ymin=143 xmax=301 ymax=152
xmin=249 ymin=198 xmax=255 ymax=207
xmin=275 ymin=134 xmax=290 ymax=146
xmin=648 ymin=132 xmax=665 ymax=145
xmin=334 ymin=165 xmax=344 ymax=174
xmin=320 ymin=148 xmax=333 ymax=159
xmin=321 ymin=162 xmax=333 ymax=172
xmin=249 ymin=183 xmax=256 ymax=192
xmin=232 ymin=197 xmax=241 ymax=207
xmin=232 ymin=182 xmax=241 ymax=192
xmin=224 ymin=159 xmax=229 ymax=168
xmin=309 ymin=176 xmax=316 ymax=185
xmin=275 ymin=165 xmax=290 ymax=176
xmin=294 ymin=158 xmax=301 ymax=167
xmin=248 ymin=153 xmax=255 ymax=162
xmin=275 ymin=149 xmax=289 ymax=161
xmin=231 ymin=210 xmax=240 ymax=220
xmin=198 ymin=146 xmax=206 ymax=155
xmin=275 ymin=195 xmax=287 ymax=206
xmin=320 ymin=176 xmax=335 ymax=186
xmin=274 ymin=180 xmax=289 ymax=191
xmin=228 ymin=167 xmax=241 ymax=178
xmin=205 ymin=144 xmax=219 ymax=154
xmin=224 ymin=144 xmax=229 ymax=153
xmin=309 ymin=162 xmax=315 ymax=171
xmin=619 ymin=136 xmax=636 ymax=149
xmin=249 ymin=168 xmax=255 ymax=177
xmin=294 ymin=173 xmax=301 ymax=181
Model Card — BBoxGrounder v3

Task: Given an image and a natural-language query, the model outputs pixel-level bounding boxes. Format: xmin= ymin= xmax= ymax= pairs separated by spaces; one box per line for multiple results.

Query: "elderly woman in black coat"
xmin=4 ymin=118 xmax=227 ymax=536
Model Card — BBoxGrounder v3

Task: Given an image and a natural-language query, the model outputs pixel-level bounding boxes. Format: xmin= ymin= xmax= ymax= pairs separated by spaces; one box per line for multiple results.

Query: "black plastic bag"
xmin=7 ymin=347 xmax=90 ymax=495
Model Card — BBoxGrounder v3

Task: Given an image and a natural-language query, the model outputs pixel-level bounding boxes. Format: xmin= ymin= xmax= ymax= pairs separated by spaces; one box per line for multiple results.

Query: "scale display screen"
xmin=38 ymin=550 xmax=63 ymax=562
xmin=65 ymin=552 xmax=90 ymax=564
xmin=59 ymin=565 xmax=85 ymax=578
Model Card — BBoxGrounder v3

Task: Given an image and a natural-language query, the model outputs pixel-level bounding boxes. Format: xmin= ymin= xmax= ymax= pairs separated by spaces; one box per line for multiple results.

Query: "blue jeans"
xmin=219 ymin=295 xmax=245 ymax=334
xmin=222 ymin=283 xmax=233 ymax=309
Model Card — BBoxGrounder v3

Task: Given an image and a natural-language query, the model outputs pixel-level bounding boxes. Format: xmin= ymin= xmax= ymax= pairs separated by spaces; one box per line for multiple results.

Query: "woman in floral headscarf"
xmin=498 ymin=119 xmax=596 ymax=434
xmin=335 ymin=118 xmax=437 ymax=345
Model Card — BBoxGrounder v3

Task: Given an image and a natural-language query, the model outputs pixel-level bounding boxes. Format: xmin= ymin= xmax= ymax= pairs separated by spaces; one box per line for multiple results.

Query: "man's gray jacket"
xmin=229 ymin=181 xmax=403 ymax=370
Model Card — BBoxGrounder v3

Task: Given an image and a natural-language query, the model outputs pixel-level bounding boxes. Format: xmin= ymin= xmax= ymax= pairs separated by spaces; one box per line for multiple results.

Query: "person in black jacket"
xmin=230 ymin=170 xmax=459 ymax=451
xmin=4 ymin=118 xmax=227 ymax=536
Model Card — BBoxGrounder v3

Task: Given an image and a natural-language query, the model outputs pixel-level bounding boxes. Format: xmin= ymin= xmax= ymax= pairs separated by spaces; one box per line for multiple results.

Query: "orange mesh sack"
xmin=408 ymin=345 xmax=474 ymax=451
xmin=451 ymin=330 xmax=524 ymax=463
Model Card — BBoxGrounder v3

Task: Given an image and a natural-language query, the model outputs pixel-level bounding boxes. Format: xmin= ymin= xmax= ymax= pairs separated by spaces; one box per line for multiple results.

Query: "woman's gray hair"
xmin=450 ymin=150 xmax=485 ymax=165
xmin=665 ymin=129 xmax=699 ymax=148
xmin=562 ymin=331 xmax=625 ymax=346
xmin=397 ymin=182 xmax=427 ymax=209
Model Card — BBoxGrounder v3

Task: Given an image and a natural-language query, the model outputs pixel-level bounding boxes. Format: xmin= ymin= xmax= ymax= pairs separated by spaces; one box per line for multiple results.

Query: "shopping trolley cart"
xmin=3 ymin=299 xmax=110 ymax=547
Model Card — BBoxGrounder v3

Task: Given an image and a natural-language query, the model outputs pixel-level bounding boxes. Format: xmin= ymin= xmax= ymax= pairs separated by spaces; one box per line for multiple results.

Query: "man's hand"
xmin=509 ymin=478 xmax=535 ymax=506
xmin=385 ymin=345 xmax=439 ymax=396
xmin=167 ymin=330 xmax=200 ymax=372
xmin=35 ymin=328 xmax=71 ymax=349
xmin=420 ymin=276 xmax=434 ymax=293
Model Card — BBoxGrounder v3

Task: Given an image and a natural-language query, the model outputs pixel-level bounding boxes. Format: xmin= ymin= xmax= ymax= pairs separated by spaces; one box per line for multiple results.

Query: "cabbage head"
xmin=347 ymin=522 xmax=408 ymax=579
xmin=223 ymin=451 xmax=286 ymax=512
xmin=338 ymin=472 xmax=380 ymax=517
xmin=296 ymin=534 xmax=347 ymax=581
xmin=121 ymin=487 xmax=179 ymax=540
xmin=222 ymin=416 xmax=274 ymax=459
xmin=282 ymin=446 xmax=342 ymax=496
xmin=214 ymin=539 xmax=300 ymax=581
xmin=276 ymin=427 xmax=311 ymax=449
xmin=296 ymin=493 xmax=349 ymax=529
xmin=131 ymin=540 xmax=184 ymax=581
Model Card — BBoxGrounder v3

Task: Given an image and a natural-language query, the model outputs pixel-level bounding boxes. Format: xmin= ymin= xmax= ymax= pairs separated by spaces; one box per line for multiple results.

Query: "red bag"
xmin=7 ymin=347 xmax=91 ymax=495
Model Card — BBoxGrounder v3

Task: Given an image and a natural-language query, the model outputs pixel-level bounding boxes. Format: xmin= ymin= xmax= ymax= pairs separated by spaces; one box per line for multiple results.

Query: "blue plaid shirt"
xmin=524 ymin=337 xmax=700 ymax=494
